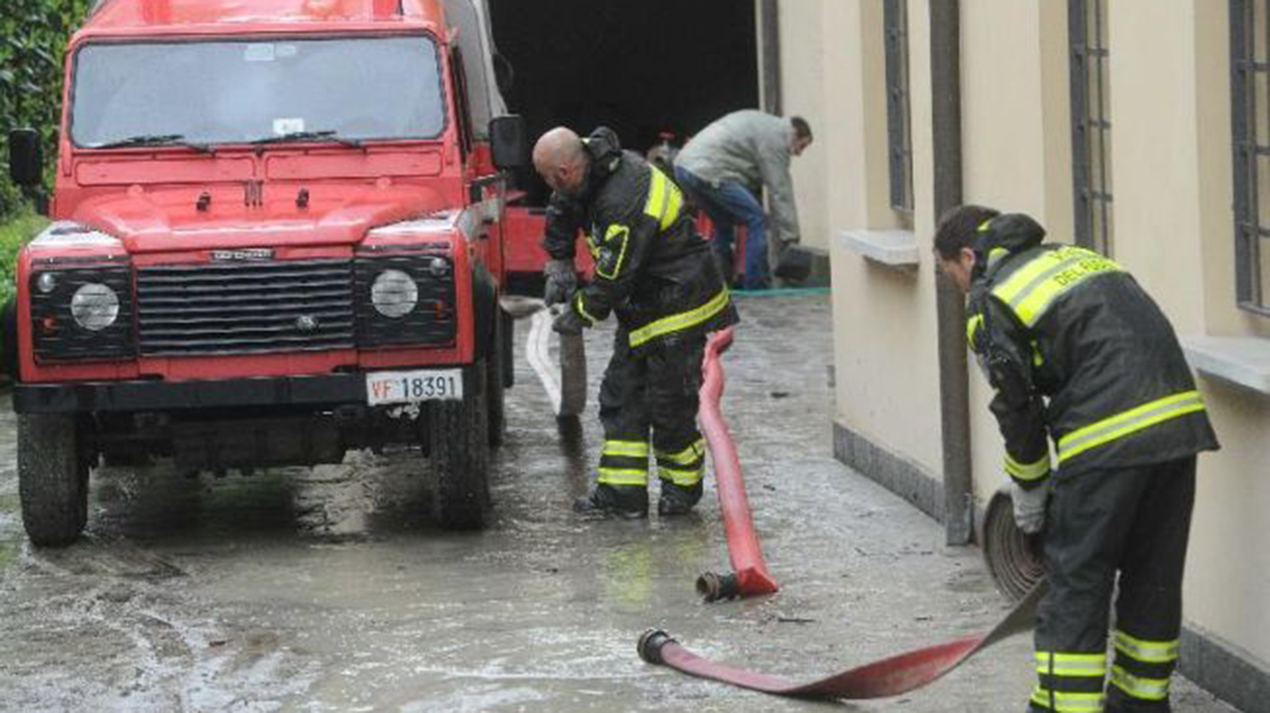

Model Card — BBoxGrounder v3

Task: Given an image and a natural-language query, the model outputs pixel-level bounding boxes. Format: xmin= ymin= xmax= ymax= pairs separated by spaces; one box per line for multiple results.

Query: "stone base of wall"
xmin=832 ymin=419 xmax=1270 ymax=713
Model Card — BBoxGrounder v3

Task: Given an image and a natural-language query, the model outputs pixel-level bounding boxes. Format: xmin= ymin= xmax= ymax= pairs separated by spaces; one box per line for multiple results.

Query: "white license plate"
xmin=366 ymin=369 xmax=463 ymax=405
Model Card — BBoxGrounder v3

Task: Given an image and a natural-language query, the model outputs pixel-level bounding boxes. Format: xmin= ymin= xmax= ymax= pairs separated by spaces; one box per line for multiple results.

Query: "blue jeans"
xmin=674 ymin=166 xmax=769 ymax=289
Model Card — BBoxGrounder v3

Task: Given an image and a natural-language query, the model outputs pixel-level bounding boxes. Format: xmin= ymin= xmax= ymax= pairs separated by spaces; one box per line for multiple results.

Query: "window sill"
xmin=1180 ymin=335 xmax=1270 ymax=396
xmin=837 ymin=229 xmax=919 ymax=271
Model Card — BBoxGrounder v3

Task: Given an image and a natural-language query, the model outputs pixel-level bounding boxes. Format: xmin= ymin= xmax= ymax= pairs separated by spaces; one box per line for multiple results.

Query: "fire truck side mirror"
xmin=8 ymin=128 xmax=43 ymax=188
xmin=489 ymin=115 xmax=527 ymax=171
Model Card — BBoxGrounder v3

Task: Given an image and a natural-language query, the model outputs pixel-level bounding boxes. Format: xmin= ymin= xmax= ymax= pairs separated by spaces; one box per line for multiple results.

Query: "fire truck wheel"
xmin=430 ymin=362 xmax=491 ymax=530
xmin=17 ymin=414 xmax=89 ymax=547
xmin=487 ymin=308 xmax=508 ymax=449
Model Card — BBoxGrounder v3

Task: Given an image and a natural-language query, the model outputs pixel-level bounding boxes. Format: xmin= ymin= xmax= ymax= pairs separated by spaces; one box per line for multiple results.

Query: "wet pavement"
xmin=0 ymin=294 xmax=1240 ymax=712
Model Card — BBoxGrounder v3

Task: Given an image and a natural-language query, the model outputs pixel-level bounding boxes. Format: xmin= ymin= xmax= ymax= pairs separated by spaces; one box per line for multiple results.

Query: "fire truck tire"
xmin=431 ymin=362 xmax=491 ymax=530
xmin=487 ymin=308 xmax=508 ymax=449
xmin=17 ymin=414 xmax=89 ymax=547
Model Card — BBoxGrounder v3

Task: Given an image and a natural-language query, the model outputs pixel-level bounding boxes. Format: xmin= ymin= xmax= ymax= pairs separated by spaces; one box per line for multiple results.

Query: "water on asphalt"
xmin=0 ymin=294 xmax=1237 ymax=712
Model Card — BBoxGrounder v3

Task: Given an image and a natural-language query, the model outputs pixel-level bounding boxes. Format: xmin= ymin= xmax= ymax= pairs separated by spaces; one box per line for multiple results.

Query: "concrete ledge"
xmin=837 ymin=229 xmax=920 ymax=270
xmin=833 ymin=419 xmax=1270 ymax=712
xmin=833 ymin=420 xmax=944 ymax=523
xmin=1180 ymin=335 xmax=1270 ymax=396
xmin=1181 ymin=625 xmax=1270 ymax=713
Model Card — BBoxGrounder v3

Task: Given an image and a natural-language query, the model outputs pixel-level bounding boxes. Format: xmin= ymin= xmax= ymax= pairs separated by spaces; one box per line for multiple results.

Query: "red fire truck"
xmin=4 ymin=0 xmax=535 ymax=544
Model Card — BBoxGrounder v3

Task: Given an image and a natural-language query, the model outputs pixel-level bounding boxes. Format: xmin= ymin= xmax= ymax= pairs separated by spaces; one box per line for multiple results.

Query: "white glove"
xmin=1010 ymin=481 xmax=1048 ymax=535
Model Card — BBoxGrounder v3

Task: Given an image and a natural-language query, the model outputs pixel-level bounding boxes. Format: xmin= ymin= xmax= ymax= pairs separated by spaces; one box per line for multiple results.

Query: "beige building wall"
xmin=802 ymin=0 xmax=946 ymax=477
xmin=791 ymin=0 xmax=1270 ymax=681
xmin=1108 ymin=0 xmax=1270 ymax=665
xmin=774 ymin=0 xmax=829 ymax=252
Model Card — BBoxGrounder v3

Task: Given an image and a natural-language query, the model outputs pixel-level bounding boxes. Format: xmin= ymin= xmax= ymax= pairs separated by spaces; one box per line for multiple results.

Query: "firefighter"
xmin=932 ymin=205 xmax=1219 ymax=713
xmin=535 ymin=126 xmax=738 ymax=518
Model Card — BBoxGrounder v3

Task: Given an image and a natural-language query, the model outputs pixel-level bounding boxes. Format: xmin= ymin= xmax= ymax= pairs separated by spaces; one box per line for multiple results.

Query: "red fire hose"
xmin=638 ymin=580 xmax=1045 ymax=699
xmin=695 ymin=327 xmax=779 ymax=602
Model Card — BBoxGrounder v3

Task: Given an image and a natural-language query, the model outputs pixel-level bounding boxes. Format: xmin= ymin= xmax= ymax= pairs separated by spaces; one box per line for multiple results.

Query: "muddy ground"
xmin=0 ymin=294 xmax=1238 ymax=712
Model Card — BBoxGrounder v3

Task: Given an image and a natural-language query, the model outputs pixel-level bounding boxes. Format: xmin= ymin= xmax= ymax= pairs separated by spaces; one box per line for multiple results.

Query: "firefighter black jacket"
xmin=542 ymin=127 xmax=738 ymax=351
xmin=965 ymin=214 xmax=1219 ymax=486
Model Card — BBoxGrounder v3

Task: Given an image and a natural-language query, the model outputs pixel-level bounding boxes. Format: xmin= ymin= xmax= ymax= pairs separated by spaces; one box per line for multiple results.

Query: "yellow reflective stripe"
xmin=1058 ymin=391 xmax=1206 ymax=463
xmin=992 ymin=248 xmax=1080 ymax=305
xmin=966 ymin=313 xmax=984 ymax=348
xmin=662 ymin=179 xmax=683 ymax=230
xmin=659 ymin=465 xmax=704 ymax=486
xmin=574 ymin=292 xmax=598 ymax=325
xmin=597 ymin=468 xmax=648 ymax=486
xmin=1012 ymin=255 xmax=1120 ymax=326
xmin=644 ymin=167 xmax=668 ymax=221
xmin=1006 ymin=453 xmax=1051 ymax=482
xmin=642 ymin=167 xmax=683 ymax=231
xmin=1110 ymin=665 xmax=1170 ymax=701
xmin=1030 ymin=688 xmax=1105 ymax=712
xmin=595 ymin=223 xmax=631 ymax=280
xmin=978 ymin=219 xmax=995 ymax=233
xmin=656 ymin=439 xmax=706 ymax=466
xmin=603 ymin=440 xmax=649 ymax=458
xmin=629 ymin=288 xmax=731 ymax=347
xmin=1113 ymin=631 xmax=1179 ymax=664
xmin=992 ymin=247 xmax=1122 ymax=326
xmin=1034 ymin=651 xmax=1106 ymax=676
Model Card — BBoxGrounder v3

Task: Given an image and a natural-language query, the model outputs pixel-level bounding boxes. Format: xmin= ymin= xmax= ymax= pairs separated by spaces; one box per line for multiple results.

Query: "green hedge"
xmin=1 ymin=0 xmax=93 ymax=218
xmin=0 ymin=210 xmax=47 ymax=302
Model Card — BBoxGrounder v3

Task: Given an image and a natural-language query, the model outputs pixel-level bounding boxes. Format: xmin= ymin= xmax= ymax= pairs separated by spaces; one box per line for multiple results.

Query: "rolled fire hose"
xmin=506 ymin=296 xmax=587 ymax=418
xmin=694 ymin=327 xmax=780 ymax=602
xmin=638 ymin=579 xmax=1047 ymax=700
xmin=982 ymin=486 xmax=1046 ymax=603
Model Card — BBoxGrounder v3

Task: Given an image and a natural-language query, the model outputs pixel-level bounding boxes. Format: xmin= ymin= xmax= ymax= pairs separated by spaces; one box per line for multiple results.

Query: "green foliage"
xmin=0 ymin=209 xmax=47 ymax=302
xmin=0 ymin=0 xmax=93 ymax=218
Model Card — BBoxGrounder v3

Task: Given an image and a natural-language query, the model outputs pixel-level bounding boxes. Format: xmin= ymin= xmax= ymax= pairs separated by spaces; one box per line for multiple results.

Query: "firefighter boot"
xmin=658 ymin=481 xmax=703 ymax=517
xmin=573 ymin=484 xmax=649 ymax=519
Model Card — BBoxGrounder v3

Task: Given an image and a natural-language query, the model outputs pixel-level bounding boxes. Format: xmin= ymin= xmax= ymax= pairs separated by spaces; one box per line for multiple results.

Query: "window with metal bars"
xmin=1069 ymin=0 xmax=1113 ymax=255
xmin=1231 ymin=0 xmax=1270 ymax=315
xmin=884 ymin=0 xmax=913 ymax=216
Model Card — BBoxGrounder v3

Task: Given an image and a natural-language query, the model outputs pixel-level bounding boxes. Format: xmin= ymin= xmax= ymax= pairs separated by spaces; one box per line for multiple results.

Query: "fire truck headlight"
xmin=371 ymin=269 xmax=419 ymax=318
xmin=70 ymin=283 xmax=121 ymax=331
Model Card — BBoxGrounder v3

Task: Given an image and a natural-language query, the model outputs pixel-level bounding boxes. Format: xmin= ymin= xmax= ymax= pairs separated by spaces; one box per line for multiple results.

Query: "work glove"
xmin=552 ymin=308 xmax=589 ymax=336
xmin=543 ymin=258 xmax=577 ymax=307
xmin=1010 ymin=481 xmax=1048 ymax=535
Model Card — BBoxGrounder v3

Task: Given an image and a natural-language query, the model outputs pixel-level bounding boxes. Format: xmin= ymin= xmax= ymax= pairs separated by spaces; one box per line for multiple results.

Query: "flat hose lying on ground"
xmin=694 ymin=327 xmax=779 ymax=602
xmin=638 ymin=580 xmax=1047 ymax=699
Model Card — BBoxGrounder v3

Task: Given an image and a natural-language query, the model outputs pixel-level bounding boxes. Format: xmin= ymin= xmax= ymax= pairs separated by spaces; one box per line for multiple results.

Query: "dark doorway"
xmin=488 ymin=0 xmax=759 ymax=203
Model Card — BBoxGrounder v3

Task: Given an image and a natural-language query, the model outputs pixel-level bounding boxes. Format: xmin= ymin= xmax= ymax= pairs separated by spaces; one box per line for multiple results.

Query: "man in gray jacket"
xmin=674 ymin=110 xmax=812 ymax=290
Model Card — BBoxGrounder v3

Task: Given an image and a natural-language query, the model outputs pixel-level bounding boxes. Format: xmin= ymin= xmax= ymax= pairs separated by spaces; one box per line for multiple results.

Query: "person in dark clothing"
xmin=933 ymin=205 xmax=1219 ymax=713
xmin=534 ymin=126 xmax=738 ymax=518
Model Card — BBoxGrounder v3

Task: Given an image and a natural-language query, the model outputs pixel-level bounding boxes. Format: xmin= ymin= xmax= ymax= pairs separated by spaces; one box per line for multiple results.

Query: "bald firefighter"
xmin=535 ymin=126 xmax=738 ymax=518
xmin=933 ymin=205 xmax=1219 ymax=713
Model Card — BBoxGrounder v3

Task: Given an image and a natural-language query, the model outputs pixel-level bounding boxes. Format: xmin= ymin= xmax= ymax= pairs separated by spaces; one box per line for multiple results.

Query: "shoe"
xmin=658 ymin=481 xmax=703 ymax=516
xmin=573 ymin=484 xmax=649 ymax=519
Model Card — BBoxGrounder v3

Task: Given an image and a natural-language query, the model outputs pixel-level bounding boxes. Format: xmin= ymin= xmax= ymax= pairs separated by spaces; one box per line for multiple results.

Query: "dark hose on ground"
xmin=982 ymin=486 xmax=1045 ymax=603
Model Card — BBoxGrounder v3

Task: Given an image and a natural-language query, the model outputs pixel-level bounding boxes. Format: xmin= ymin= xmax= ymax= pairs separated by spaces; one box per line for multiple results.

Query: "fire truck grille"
xmin=137 ymin=259 xmax=355 ymax=356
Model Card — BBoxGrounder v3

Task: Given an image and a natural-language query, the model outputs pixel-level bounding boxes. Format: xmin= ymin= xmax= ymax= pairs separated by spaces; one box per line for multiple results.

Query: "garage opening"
xmin=488 ymin=0 xmax=760 ymax=205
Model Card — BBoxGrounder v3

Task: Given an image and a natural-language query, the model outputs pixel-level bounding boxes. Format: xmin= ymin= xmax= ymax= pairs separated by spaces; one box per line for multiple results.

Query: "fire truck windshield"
xmin=70 ymin=35 xmax=447 ymax=148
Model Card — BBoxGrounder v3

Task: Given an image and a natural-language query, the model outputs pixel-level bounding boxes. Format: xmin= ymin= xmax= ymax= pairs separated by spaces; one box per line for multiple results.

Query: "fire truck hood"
xmin=69 ymin=183 xmax=449 ymax=253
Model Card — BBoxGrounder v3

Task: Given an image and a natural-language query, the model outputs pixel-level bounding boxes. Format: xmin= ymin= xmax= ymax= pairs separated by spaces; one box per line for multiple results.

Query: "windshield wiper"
xmin=249 ymin=130 xmax=363 ymax=149
xmin=94 ymin=134 xmax=214 ymax=153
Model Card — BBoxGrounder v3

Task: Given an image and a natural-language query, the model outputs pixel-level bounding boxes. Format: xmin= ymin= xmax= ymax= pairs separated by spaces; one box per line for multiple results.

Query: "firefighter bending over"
xmin=535 ymin=126 xmax=738 ymax=518
xmin=933 ymin=206 xmax=1218 ymax=713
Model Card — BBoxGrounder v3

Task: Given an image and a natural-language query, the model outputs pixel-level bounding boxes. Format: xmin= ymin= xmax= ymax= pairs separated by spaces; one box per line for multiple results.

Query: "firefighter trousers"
xmin=595 ymin=327 xmax=707 ymax=490
xmin=1028 ymin=456 xmax=1197 ymax=713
